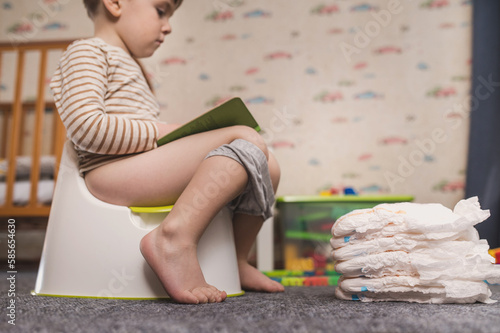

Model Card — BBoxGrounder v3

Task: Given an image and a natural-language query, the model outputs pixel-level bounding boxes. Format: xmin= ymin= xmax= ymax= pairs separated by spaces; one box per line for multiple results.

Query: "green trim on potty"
xmin=31 ymin=290 xmax=245 ymax=300
xmin=129 ymin=205 xmax=174 ymax=213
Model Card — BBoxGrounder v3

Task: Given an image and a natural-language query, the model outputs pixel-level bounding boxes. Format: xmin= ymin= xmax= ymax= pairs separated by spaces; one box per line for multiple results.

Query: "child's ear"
xmin=102 ymin=0 xmax=122 ymax=18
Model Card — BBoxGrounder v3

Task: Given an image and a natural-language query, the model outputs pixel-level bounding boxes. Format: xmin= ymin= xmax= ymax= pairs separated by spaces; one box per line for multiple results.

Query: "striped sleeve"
xmin=50 ymin=42 xmax=158 ymax=155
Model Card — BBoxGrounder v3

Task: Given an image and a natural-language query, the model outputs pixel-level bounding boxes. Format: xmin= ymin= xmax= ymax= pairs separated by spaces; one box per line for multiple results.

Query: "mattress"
xmin=0 ymin=155 xmax=56 ymax=206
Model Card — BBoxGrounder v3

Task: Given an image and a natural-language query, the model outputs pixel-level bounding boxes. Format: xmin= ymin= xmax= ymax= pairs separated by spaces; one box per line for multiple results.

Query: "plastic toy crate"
xmin=275 ymin=195 xmax=414 ymax=271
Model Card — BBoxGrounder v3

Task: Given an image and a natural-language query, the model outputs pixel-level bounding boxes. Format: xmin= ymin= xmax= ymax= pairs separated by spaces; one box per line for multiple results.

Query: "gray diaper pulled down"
xmin=205 ymin=139 xmax=275 ymax=220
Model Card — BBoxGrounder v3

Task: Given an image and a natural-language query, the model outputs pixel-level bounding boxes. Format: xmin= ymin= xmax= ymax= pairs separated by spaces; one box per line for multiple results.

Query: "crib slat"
xmin=0 ymin=50 xmax=2 ymax=101
xmin=5 ymin=49 xmax=24 ymax=208
xmin=0 ymin=50 xmax=5 ymax=159
xmin=29 ymin=48 xmax=48 ymax=206
xmin=0 ymin=104 xmax=7 ymax=158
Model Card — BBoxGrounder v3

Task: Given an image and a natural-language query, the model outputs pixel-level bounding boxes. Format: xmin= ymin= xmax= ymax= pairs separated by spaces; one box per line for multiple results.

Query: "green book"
xmin=157 ymin=97 xmax=261 ymax=146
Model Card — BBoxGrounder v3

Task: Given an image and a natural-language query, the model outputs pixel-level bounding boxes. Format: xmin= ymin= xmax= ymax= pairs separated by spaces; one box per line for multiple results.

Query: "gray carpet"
xmin=2 ymin=270 xmax=500 ymax=333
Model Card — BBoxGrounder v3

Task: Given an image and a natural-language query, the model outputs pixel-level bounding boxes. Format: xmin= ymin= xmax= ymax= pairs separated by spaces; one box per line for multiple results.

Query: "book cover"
xmin=157 ymin=97 xmax=261 ymax=146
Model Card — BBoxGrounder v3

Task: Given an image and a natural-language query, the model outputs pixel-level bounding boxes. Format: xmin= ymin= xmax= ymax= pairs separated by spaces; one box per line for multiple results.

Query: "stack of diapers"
xmin=331 ymin=197 xmax=500 ymax=304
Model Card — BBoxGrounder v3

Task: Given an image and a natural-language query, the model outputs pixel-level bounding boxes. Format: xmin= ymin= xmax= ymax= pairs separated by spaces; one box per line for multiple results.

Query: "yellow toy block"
xmin=281 ymin=277 xmax=305 ymax=286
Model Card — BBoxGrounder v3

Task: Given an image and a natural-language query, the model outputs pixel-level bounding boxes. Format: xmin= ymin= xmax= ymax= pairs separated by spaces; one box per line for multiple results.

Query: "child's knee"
xmin=268 ymin=153 xmax=281 ymax=193
xmin=231 ymin=125 xmax=268 ymax=159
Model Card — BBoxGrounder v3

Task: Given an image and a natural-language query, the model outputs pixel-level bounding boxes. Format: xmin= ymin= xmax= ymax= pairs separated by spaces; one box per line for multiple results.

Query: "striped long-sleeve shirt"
xmin=50 ymin=37 xmax=160 ymax=174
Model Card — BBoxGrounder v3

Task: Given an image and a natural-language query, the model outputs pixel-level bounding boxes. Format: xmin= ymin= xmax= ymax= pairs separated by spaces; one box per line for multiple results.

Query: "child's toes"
xmin=215 ymin=291 xmax=226 ymax=302
xmin=198 ymin=287 xmax=216 ymax=303
xmin=203 ymin=286 xmax=226 ymax=302
xmin=271 ymin=281 xmax=285 ymax=292
xmin=192 ymin=289 xmax=209 ymax=304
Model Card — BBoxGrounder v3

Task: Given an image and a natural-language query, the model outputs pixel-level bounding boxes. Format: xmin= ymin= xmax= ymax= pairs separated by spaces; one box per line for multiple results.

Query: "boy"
xmin=50 ymin=0 xmax=284 ymax=304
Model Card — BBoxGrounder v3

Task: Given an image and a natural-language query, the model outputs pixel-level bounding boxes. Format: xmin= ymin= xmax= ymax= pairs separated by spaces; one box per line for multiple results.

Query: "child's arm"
xmin=51 ymin=41 xmax=159 ymax=155
xmin=156 ymin=123 xmax=181 ymax=138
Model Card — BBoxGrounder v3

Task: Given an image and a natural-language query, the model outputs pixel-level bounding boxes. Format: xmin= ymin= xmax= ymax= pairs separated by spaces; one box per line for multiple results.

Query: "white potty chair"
xmin=33 ymin=141 xmax=243 ymax=299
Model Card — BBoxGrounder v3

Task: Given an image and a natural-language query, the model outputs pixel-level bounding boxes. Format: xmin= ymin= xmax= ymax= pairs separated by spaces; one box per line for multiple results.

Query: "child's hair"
xmin=83 ymin=0 xmax=184 ymax=19
xmin=83 ymin=0 xmax=99 ymax=19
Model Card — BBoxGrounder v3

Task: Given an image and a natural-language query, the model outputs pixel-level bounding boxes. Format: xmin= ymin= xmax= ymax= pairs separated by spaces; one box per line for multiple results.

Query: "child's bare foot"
xmin=238 ymin=261 xmax=285 ymax=292
xmin=140 ymin=227 xmax=227 ymax=304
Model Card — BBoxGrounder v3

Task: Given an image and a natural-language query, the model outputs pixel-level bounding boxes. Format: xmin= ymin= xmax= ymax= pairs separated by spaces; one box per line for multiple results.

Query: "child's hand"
xmin=156 ymin=123 xmax=181 ymax=137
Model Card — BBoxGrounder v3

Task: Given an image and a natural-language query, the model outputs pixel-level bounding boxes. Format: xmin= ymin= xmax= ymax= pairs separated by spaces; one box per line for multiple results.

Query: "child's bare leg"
xmin=140 ymin=155 xmax=248 ymax=304
xmin=233 ymin=213 xmax=285 ymax=292
xmin=85 ymin=126 xmax=267 ymax=304
xmin=232 ymin=152 xmax=283 ymax=292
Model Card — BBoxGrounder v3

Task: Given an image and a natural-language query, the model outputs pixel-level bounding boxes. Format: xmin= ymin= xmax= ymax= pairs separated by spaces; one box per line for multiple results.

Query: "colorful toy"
xmin=488 ymin=247 xmax=500 ymax=264
xmin=263 ymin=269 xmax=341 ymax=287
xmin=276 ymin=195 xmax=414 ymax=280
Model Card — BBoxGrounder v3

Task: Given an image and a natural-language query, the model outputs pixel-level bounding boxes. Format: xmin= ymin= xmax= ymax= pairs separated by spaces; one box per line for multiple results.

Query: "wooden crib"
xmin=0 ymin=40 xmax=71 ymax=217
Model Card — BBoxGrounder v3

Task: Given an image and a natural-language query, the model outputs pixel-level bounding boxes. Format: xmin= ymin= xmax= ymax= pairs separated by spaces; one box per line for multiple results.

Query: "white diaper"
xmin=331 ymin=197 xmax=489 ymax=237
xmin=330 ymin=225 xmax=479 ymax=249
xmin=331 ymin=197 xmax=500 ymax=304
xmin=335 ymin=280 xmax=494 ymax=304
xmin=335 ymin=246 xmax=500 ymax=283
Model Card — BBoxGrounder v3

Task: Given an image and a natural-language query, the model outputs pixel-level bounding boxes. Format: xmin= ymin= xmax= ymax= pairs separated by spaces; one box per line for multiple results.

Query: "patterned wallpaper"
xmin=0 ymin=0 xmax=473 ymax=208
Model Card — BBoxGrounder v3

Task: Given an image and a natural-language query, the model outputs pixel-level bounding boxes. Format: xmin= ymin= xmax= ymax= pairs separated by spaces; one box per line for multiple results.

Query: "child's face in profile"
xmin=117 ymin=0 xmax=176 ymax=58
